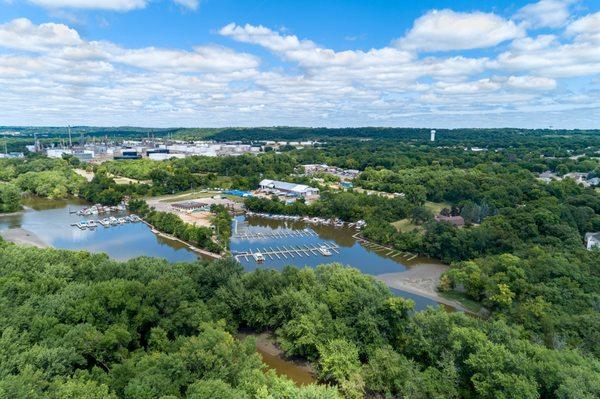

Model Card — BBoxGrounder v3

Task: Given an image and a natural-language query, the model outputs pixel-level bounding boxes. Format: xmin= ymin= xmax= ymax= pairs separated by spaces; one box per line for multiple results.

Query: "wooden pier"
xmin=233 ymin=243 xmax=340 ymax=262
xmin=232 ymin=228 xmax=317 ymax=240
xmin=352 ymin=232 xmax=417 ymax=261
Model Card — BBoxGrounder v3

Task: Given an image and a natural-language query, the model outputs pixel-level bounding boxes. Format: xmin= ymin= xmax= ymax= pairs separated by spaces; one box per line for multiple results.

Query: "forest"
xmin=0 ymin=242 xmax=598 ymax=399
xmin=1 ymin=128 xmax=599 ymax=398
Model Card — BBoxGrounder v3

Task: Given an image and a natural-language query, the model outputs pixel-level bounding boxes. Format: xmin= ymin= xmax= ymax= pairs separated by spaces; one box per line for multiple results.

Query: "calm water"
xmin=0 ymin=200 xmax=442 ymax=310
xmin=232 ymin=215 xmax=441 ymax=311
xmin=0 ymin=198 xmax=199 ymax=262
xmin=1 ymin=199 xmax=444 ymax=386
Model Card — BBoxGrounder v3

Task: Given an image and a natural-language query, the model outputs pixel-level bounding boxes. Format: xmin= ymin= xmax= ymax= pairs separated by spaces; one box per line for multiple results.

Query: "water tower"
xmin=430 ymin=129 xmax=436 ymax=142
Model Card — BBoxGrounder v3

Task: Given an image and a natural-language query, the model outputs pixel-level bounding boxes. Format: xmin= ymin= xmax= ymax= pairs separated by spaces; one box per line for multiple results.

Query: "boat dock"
xmin=233 ymin=242 xmax=340 ymax=262
xmin=70 ymin=215 xmax=141 ymax=230
xmin=352 ymin=233 xmax=418 ymax=261
xmin=232 ymin=228 xmax=317 ymax=240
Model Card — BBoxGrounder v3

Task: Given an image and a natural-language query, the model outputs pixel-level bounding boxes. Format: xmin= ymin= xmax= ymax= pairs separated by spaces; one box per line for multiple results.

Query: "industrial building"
xmin=259 ymin=179 xmax=320 ymax=197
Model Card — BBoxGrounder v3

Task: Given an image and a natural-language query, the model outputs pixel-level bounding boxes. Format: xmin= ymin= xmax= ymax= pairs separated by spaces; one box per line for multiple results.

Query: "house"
xmin=563 ymin=172 xmax=590 ymax=187
xmin=537 ymin=171 xmax=561 ymax=183
xmin=259 ymin=179 xmax=319 ymax=197
xmin=585 ymin=232 xmax=600 ymax=250
xmin=434 ymin=215 xmax=465 ymax=227
xmin=587 ymin=177 xmax=600 ymax=187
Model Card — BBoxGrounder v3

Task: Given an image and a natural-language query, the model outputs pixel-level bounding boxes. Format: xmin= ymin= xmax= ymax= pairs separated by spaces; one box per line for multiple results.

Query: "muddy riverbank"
xmin=375 ymin=263 xmax=475 ymax=314
xmin=238 ymin=331 xmax=316 ymax=386
xmin=0 ymin=227 xmax=48 ymax=248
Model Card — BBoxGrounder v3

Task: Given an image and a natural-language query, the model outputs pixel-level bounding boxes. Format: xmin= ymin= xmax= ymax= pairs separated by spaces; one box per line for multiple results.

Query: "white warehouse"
xmin=259 ymin=179 xmax=319 ymax=197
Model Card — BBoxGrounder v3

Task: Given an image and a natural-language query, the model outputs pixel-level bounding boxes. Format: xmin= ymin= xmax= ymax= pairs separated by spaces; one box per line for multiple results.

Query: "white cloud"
xmin=110 ymin=45 xmax=259 ymax=73
xmin=494 ymin=12 xmax=600 ymax=78
xmin=565 ymin=11 xmax=600 ymax=43
xmin=396 ymin=9 xmax=523 ymax=51
xmin=509 ymin=35 xmax=557 ymax=51
xmin=172 ymin=0 xmax=199 ymax=10
xmin=515 ymin=0 xmax=573 ymax=29
xmin=507 ymin=75 xmax=557 ymax=90
xmin=0 ymin=14 xmax=598 ymax=128
xmin=0 ymin=18 xmax=82 ymax=52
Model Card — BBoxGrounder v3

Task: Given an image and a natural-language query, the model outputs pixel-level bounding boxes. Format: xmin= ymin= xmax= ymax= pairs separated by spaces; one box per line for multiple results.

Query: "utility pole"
xmin=68 ymin=125 xmax=72 ymax=148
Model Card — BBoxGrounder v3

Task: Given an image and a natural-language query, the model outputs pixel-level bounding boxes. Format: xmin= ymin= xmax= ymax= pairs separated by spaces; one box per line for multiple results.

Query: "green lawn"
xmin=392 ymin=201 xmax=452 ymax=233
xmin=391 ymin=218 xmax=422 ymax=233
xmin=162 ymin=191 xmax=222 ymax=203
xmin=424 ymin=201 xmax=452 ymax=214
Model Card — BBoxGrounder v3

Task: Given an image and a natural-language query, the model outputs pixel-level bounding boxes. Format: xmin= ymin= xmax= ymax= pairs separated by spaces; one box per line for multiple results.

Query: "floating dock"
xmin=352 ymin=232 xmax=417 ymax=261
xmin=233 ymin=243 xmax=340 ymax=263
xmin=232 ymin=228 xmax=317 ymax=240
xmin=70 ymin=215 xmax=140 ymax=230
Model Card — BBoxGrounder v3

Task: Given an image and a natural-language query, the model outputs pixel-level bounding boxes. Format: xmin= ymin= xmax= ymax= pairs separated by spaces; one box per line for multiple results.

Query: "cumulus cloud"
xmin=565 ymin=11 xmax=600 ymax=43
xmin=507 ymin=75 xmax=557 ymax=90
xmin=110 ymin=45 xmax=259 ymax=73
xmin=0 ymin=8 xmax=599 ymax=128
xmin=515 ymin=0 xmax=573 ymax=29
xmin=396 ymin=9 xmax=523 ymax=51
xmin=494 ymin=12 xmax=600 ymax=78
xmin=0 ymin=18 xmax=82 ymax=51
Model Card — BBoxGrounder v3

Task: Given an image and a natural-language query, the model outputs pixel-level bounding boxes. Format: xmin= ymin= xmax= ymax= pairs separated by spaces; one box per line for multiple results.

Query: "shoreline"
xmin=0 ymin=227 xmax=48 ymax=249
xmin=238 ymin=331 xmax=316 ymax=385
xmin=139 ymin=219 xmax=222 ymax=259
xmin=376 ymin=263 xmax=475 ymax=314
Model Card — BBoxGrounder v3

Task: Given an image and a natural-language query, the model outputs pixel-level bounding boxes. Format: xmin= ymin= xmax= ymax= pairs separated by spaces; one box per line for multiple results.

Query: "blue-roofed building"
xmin=224 ymin=189 xmax=253 ymax=198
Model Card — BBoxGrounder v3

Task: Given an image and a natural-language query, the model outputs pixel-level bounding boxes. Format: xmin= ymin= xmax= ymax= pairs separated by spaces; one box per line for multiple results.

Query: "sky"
xmin=0 ymin=0 xmax=599 ymax=128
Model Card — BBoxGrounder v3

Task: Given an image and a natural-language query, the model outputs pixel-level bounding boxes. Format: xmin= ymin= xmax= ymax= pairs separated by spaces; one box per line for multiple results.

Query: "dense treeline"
xmin=0 ymin=183 xmax=21 ymax=212
xmin=0 ymin=157 xmax=85 ymax=203
xmin=245 ymin=192 xmax=410 ymax=222
xmin=0 ymin=243 xmax=598 ymax=398
xmin=96 ymin=153 xmax=297 ymax=194
xmin=128 ymin=199 xmax=227 ymax=254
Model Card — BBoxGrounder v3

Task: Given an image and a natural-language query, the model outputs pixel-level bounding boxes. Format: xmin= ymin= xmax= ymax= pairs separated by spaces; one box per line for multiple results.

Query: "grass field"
xmin=392 ymin=201 xmax=452 ymax=232
xmin=162 ymin=191 xmax=222 ymax=203
xmin=392 ymin=219 xmax=423 ymax=233
xmin=424 ymin=201 xmax=451 ymax=213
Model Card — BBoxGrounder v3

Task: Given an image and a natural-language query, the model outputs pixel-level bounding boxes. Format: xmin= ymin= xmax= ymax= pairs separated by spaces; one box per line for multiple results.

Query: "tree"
xmin=0 ymin=182 xmax=21 ymax=213
xmin=410 ymin=205 xmax=434 ymax=225
xmin=317 ymin=339 xmax=361 ymax=384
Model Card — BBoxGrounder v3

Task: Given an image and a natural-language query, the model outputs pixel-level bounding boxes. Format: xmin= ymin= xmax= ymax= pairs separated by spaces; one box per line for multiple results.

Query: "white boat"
xmin=252 ymin=252 xmax=265 ymax=263
xmin=117 ymin=217 xmax=126 ymax=224
xmin=76 ymin=221 xmax=87 ymax=229
xmin=318 ymin=246 xmax=332 ymax=256
xmin=87 ymin=220 xmax=97 ymax=228
xmin=109 ymin=217 xmax=118 ymax=225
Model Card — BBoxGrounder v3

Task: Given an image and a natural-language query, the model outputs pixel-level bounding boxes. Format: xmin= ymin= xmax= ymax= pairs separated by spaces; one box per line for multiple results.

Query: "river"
xmin=0 ymin=198 xmax=448 ymax=386
xmin=0 ymin=198 xmax=200 ymax=262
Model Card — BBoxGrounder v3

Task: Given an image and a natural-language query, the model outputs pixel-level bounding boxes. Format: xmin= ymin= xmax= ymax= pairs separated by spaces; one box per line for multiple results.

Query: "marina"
xmin=0 ymin=198 xmax=201 ymax=262
xmin=71 ymin=214 xmax=141 ymax=230
xmin=0 ymin=198 xmax=448 ymax=311
xmin=232 ymin=228 xmax=317 ymax=240
xmin=233 ymin=242 xmax=340 ymax=262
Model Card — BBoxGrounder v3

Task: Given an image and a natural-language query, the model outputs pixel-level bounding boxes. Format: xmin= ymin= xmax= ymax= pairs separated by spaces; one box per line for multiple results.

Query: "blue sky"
xmin=0 ymin=0 xmax=599 ymax=128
